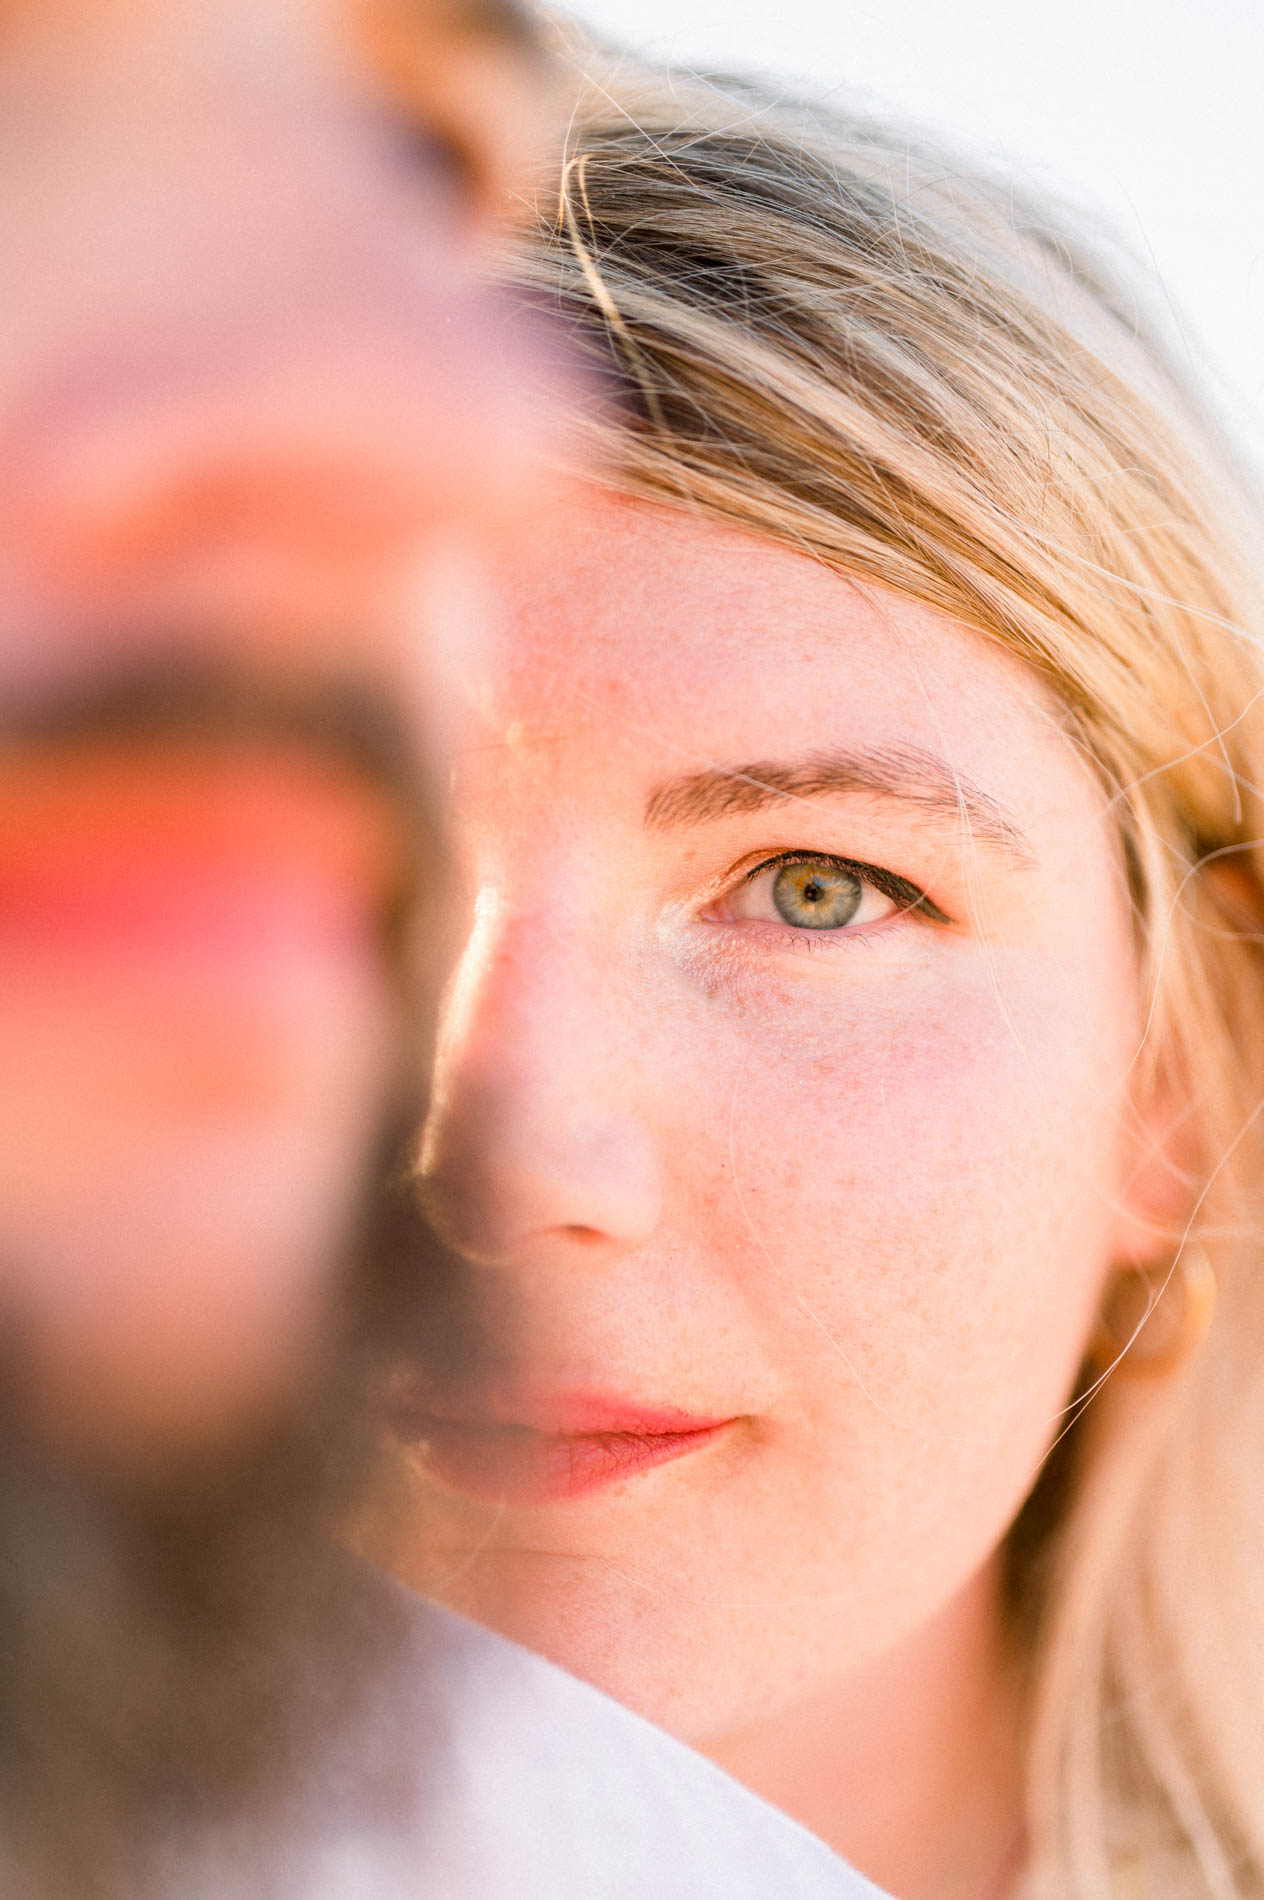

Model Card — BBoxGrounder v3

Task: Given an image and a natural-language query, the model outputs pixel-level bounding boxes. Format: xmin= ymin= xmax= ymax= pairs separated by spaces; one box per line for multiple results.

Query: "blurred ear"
xmin=1111 ymin=853 xmax=1263 ymax=1267
xmin=1110 ymin=1060 xmax=1198 ymax=1268
xmin=349 ymin=0 xmax=560 ymax=231
xmin=1200 ymin=853 xmax=1264 ymax=942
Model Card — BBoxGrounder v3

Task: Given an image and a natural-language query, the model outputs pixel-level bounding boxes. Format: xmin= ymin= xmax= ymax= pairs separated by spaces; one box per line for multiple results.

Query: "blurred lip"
xmin=0 ymin=666 xmax=425 ymax=966
xmin=0 ymin=751 xmax=411 ymax=966
xmin=385 ymin=1389 xmax=736 ymax=1504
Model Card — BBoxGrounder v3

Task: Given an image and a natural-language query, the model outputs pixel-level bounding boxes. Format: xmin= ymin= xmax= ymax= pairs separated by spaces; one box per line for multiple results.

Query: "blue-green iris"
xmin=772 ymin=861 xmax=863 ymax=929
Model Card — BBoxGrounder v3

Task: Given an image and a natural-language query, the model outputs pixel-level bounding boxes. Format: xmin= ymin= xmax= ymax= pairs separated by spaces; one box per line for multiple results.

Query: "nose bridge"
xmin=433 ymin=877 xmax=624 ymax=1128
xmin=422 ymin=879 xmax=663 ymax=1262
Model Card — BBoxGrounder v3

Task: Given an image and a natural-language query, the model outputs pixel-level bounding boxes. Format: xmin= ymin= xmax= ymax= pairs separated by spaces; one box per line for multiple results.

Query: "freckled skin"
xmin=369 ymin=488 xmax=1161 ymax=1883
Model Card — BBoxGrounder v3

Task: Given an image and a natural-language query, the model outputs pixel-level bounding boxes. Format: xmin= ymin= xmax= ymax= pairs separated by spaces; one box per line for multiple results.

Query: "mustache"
xmin=0 ymin=641 xmax=443 ymax=1020
xmin=0 ymin=645 xmax=431 ymax=813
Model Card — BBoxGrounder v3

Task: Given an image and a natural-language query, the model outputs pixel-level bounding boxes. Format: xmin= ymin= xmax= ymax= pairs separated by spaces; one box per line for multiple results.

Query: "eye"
xmin=718 ymin=853 xmax=946 ymax=934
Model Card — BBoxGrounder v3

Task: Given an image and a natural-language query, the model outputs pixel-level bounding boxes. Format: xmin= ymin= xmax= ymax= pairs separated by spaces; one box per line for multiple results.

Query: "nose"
xmin=419 ymin=901 xmax=664 ymax=1266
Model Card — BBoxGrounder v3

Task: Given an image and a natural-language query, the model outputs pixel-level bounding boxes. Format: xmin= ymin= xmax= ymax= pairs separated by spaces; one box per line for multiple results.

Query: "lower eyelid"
xmin=696 ymin=913 xmax=926 ymax=972
xmin=702 ymin=892 xmax=951 ymax=954
xmin=704 ymin=902 xmax=916 ymax=944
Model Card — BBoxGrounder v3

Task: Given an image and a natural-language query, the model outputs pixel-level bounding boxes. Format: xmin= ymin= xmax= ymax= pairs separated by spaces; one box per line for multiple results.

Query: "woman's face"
xmin=376 ymin=488 xmax=1156 ymax=1744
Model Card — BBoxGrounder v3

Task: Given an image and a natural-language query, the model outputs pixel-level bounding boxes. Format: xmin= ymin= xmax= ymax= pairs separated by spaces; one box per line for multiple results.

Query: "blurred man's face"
xmin=0 ymin=0 xmax=546 ymax=1468
xmin=0 ymin=0 xmax=552 ymax=1885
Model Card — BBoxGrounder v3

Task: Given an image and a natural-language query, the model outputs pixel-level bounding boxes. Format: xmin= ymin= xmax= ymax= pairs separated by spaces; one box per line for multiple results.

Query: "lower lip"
xmin=387 ymin=1411 xmax=732 ymax=1504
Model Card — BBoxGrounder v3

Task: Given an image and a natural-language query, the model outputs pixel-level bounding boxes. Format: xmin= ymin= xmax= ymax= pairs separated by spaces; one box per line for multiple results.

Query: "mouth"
xmin=384 ymin=1392 xmax=735 ymax=1504
xmin=0 ymin=664 xmax=424 ymax=971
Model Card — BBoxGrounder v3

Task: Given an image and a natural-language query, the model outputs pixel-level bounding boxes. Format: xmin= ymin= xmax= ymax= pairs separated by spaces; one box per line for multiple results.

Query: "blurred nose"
xmin=419 ymin=898 xmax=664 ymax=1267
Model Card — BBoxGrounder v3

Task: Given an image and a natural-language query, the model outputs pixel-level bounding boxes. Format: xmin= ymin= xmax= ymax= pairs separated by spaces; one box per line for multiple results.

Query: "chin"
xmin=386 ymin=1528 xmax=848 ymax=1747
xmin=443 ymin=1550 xmax=698 ymax=1717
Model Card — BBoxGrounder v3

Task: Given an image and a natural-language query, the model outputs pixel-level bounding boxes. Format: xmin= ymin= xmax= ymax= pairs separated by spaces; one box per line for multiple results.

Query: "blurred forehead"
xmin=0 ymin=0 xmax=533 ymax=60
xmin=0 ymin=0 xmax=552 ymax=691
xmin=0 ymin=0 xmax=545 ymax=298
xmin=0 ymin=0 xmax=342 ymax=89
xmin=0 ymin=0 xmax=540 ymax=200
xmin=0 ymin=0 xmax=536 ymax=438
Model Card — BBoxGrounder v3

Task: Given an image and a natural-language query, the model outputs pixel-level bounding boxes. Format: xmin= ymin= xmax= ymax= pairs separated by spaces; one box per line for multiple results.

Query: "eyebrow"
xmin=644 ymin=744 xmax=1035 ymax=864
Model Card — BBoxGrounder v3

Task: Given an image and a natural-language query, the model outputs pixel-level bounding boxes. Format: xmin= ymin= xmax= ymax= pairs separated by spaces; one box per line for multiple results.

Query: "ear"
xmin=1108 ymin=846 xmax=1264 ymax=1265
xmin=1108 ymin=1056 xmax=1198 ymax=1268
xmin=1199 ymin=854 xmax=1263 ymax=940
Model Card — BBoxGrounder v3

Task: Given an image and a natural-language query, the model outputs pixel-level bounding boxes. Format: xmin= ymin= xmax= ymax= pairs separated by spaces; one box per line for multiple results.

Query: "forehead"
xmin=490 ymin=487 xmax=1071 ymax=791
xmin=0 ymin=0 xmax=531 ymax=119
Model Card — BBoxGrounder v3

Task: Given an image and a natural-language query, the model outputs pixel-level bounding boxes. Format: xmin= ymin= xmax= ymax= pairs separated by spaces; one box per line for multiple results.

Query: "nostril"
xmin=559 ymin=1224 xmax=606 ymax=1246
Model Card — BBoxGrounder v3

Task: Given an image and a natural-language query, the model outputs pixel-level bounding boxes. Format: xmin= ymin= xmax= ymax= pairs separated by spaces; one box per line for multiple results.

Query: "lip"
xmin=385 ymin=1389 xmax=736 ymax=1504
xmin=0 ymin=748 xmax=409 ymax=965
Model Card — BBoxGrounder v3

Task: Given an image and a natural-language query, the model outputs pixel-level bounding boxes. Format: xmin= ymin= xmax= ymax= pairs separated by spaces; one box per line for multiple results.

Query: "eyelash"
xmin=736 ymin=850 xmax=951 ymax=928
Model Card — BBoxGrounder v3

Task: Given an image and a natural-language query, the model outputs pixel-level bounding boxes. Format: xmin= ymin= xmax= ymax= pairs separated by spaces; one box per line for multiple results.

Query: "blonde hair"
xmin=516 ymin=47 xmax=1264 ymax=1899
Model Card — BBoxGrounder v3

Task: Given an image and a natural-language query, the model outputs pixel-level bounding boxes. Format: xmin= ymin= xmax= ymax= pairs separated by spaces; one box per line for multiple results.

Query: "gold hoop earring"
xmin=1090 ymin=1247 xmax=1217 ymax=1378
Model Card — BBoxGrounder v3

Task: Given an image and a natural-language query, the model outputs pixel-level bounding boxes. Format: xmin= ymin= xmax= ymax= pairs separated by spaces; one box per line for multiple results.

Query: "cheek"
xmin=711 ymin=953 xmax=1130 ymax=1522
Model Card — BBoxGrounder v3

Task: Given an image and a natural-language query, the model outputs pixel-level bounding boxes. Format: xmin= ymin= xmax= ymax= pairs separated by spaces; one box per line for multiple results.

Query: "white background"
xmin=558 ymin=0 xmax=1264 ymax=475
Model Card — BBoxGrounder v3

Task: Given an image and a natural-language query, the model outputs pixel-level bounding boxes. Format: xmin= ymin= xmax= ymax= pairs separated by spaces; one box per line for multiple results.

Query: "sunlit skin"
xmin=369 ymin=488 xmax=1176 ymax=1900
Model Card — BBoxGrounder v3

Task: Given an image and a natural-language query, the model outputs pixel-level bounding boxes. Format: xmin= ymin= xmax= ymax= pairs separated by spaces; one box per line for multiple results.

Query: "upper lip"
xmin=383 ymin=1382 xmax=733 ymax=1440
